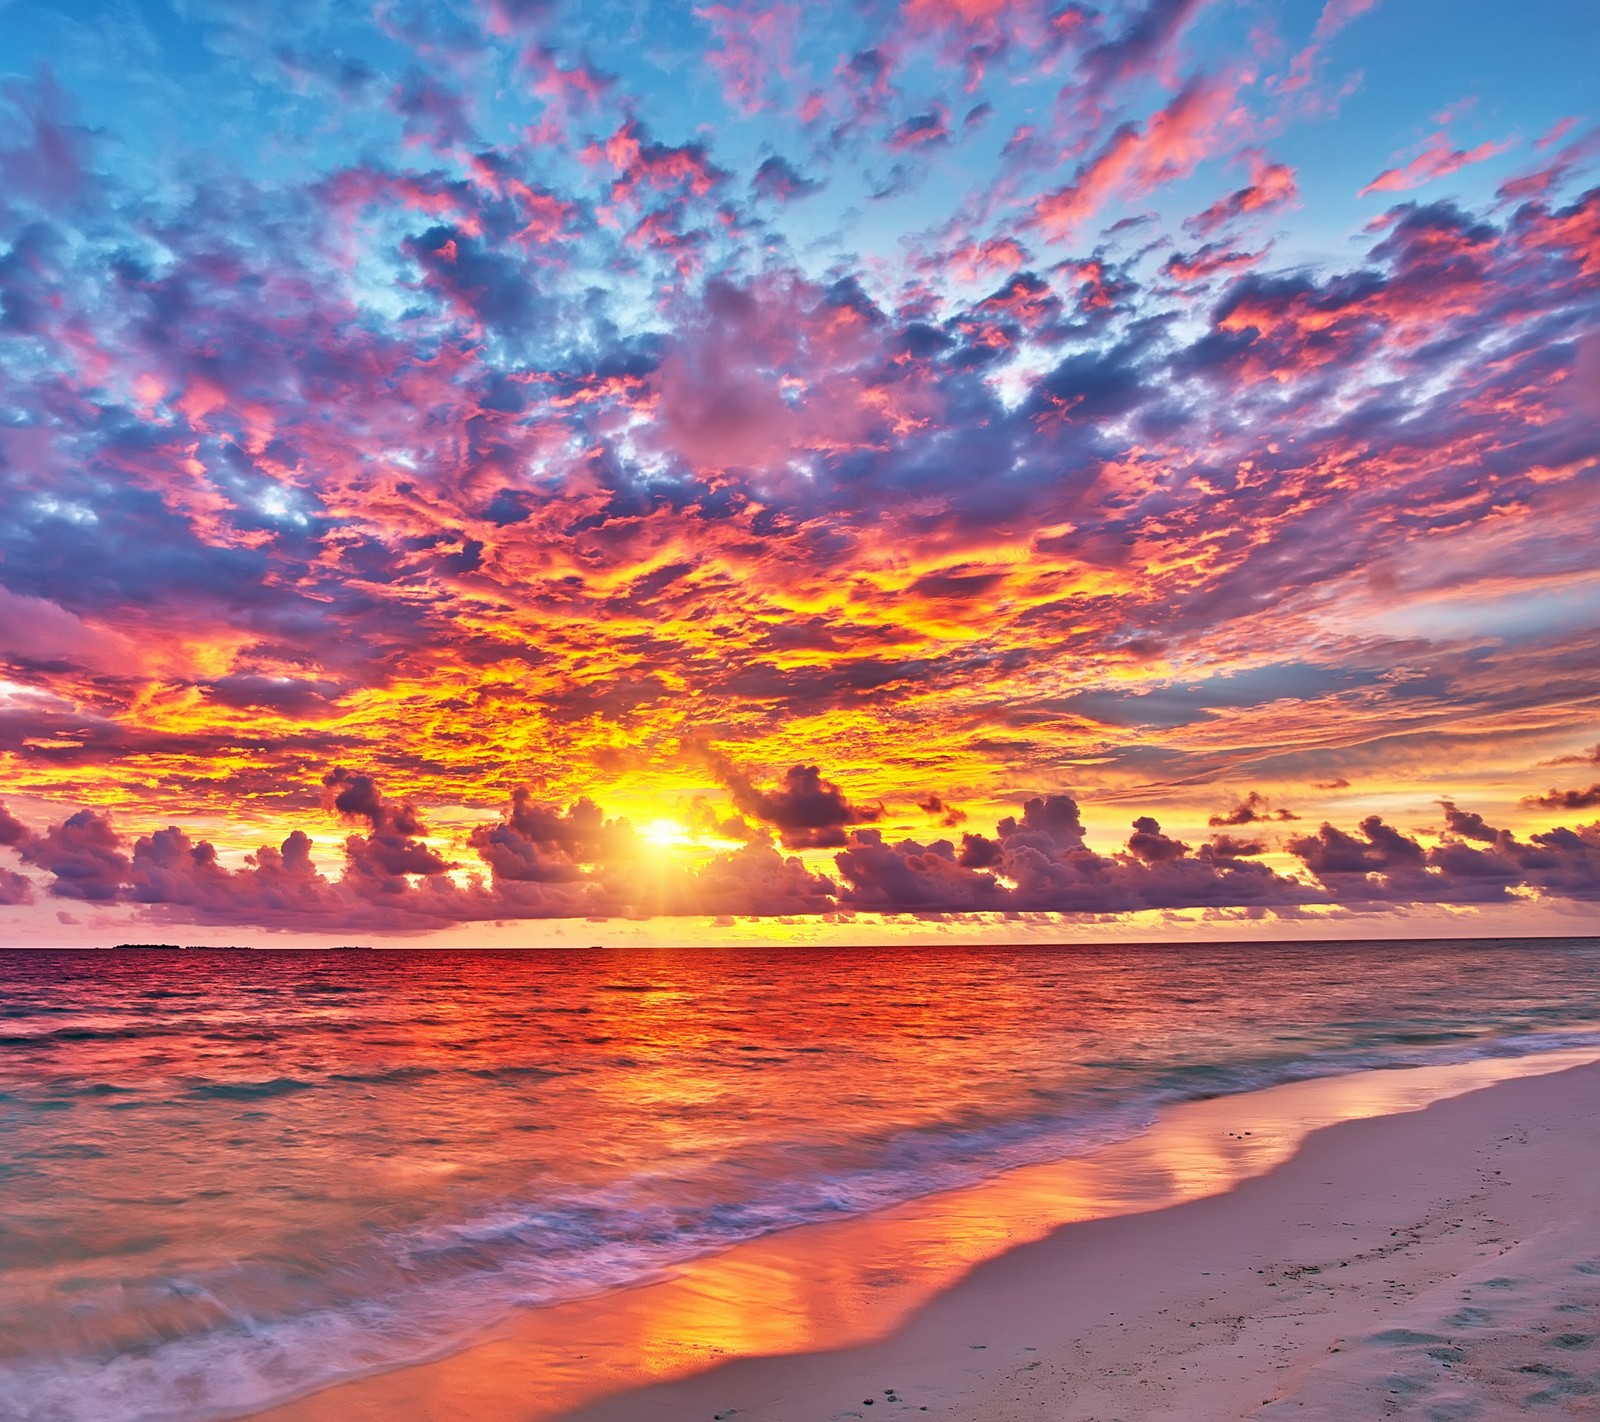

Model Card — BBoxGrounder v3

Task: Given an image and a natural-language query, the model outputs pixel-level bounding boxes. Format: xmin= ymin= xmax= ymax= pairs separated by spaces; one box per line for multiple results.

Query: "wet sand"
xmin=248 ymin=1050 xmax=1600 ymax=1422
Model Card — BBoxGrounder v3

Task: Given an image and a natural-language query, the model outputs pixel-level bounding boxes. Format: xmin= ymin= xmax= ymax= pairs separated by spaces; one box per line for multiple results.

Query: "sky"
xmin=0 ymin=0 xmax=1596 ymax=948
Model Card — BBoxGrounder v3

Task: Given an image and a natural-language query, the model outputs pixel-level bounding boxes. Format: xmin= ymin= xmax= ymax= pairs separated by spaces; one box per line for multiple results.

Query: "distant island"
xmin=110 ymin=943 xmax=253 ymax=951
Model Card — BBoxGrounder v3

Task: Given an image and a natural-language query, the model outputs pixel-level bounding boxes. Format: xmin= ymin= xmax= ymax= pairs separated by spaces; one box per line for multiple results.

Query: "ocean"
xmin=2 ymin=937 xmax=1599 ymax=1422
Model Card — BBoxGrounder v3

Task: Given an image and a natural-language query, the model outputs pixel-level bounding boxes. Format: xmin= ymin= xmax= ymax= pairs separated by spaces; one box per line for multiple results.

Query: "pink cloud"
xmin=1033 ymin=73 xmax=1238 ymax=241
xmin=1313 ymin=0 xmax=1380 ymax=44
xmin=1186 ymin=148 xmax=1298 ymax=236
xmin=696 ymin=2 xmax=801 ymax=116
xmin=1359 ymin=131 xmax=1513 ymax=198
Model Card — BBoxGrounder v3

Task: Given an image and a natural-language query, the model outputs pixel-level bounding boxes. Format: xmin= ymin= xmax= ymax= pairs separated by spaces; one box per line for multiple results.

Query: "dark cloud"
xmin=889 ymin=108 xmax=950 ymax=151
xmin=1205 ymin=834 xmax=1264 ymax=858
xmin=1127 ymin=815 xmax=1187 ymax=861
xmin=1440 ymin=800 xmax=1496 ymax=842
xmin=128 ymin=826 xmax=237 ymax=907
xmin=0 ymin=796 xmax=36 ymax=905
xmin=836 ymin=830 xmax=1009 ymax=911
xmin=0 ymin=868 xmax=33 ymax=905
xmin=1287 ymin=809 xmax=1600 ymax=905
xmin=17 ymin=809 xmax=130 ymax=902
xmin=750 ymin=156 xmax=822 ymax=201
xmin=918 ymin=793 xmax=967 ymax=826
xmin=405 ymin=225 xmax=541 ymax=338
xmin=468 ymin=789 xmax=634 ymax=883
xmin=1024 ymin=347 xmax=1148 ymax=427
xmin=1546 ymin=743 xmax=1600 ymax=767
xmin=679 ymin=834 xmax=837 ymax=917
xmin=1524 ymin=784 xmax=1600 ymax=810
xmin=712 ymin=760 xmax=883 ymax=848
xmin=1288 ymin=815 xmax=1425 ymax=878
xmin=839 ymin=795 xmax=1316 ymax=915
xmin=1075 ymin=0 xmax=1206 ymax=116
xmin=322 ymin=767 xmax=451 ymax=880
xmin=8 ymin=775 xmax=1600 ymax=930
xmin=205 ymin=674 xmax=341 ymax=714
xmin=0 ymin=801 xmax=28 ymax=847
xmin=1208 ymin=791 xmax=1298 ymax=826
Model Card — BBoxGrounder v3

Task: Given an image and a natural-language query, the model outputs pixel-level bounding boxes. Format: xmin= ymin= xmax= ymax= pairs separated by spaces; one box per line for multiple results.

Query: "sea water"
xmin=2 ymin=938 xmax=1598 ymax=1421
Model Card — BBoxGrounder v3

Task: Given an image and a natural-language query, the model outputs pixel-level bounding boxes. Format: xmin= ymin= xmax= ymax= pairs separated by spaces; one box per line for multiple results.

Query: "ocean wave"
xmin=182 ymin=1078 xmax=317 ymax=1102
xmin=5 ymin=1021 xmax=1599 ymax=1422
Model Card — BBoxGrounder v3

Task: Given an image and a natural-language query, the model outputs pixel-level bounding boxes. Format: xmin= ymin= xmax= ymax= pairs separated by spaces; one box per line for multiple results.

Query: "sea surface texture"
xmin=2 ymin=938 xmax=1598 ymax=1421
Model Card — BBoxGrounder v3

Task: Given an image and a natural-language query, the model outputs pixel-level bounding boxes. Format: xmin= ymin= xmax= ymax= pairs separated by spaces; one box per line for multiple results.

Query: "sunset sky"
xmin=0 ymin=0 xmax=1596 ymax=946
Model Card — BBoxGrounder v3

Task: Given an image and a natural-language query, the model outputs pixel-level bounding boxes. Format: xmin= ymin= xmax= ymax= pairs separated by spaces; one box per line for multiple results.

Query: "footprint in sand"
xmin=1549 ymin=1332 xmax=1595 ymax=1350
xmin=1367 ymin=1329 xmax=1447 ymax=1346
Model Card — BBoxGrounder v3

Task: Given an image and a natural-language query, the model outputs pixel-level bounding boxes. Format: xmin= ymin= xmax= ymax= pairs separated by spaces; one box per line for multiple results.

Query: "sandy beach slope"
xmin=251 ymin=1055 xmax=1600 ymax=1422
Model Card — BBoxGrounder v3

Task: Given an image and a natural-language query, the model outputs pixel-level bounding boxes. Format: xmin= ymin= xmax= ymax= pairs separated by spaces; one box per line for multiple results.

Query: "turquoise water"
xmin=2 ymin=938 xmax=1598 ymax=1420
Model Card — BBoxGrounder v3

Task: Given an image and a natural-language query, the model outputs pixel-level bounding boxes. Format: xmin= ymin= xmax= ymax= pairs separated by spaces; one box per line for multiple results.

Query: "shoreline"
xmin=245 ymin=1046 xmax=1600 ymax=1422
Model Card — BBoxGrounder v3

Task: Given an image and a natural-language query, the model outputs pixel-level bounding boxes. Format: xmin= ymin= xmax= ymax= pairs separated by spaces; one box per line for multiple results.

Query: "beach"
xmin=247 ymin=1053 xmax=1600 ymax=1422
xmin=8 ymin=944 xmax=1600 ymax=1422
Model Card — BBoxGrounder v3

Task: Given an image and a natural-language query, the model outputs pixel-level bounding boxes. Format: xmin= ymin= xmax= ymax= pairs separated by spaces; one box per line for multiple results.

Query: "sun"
xmin=638 ymin=817 xmax=692 ymax=849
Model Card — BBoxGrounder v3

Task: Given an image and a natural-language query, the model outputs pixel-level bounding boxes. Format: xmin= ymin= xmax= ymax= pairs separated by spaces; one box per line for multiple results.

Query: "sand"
xmin=248 ymin=1052 xmax=1600 ymax=1422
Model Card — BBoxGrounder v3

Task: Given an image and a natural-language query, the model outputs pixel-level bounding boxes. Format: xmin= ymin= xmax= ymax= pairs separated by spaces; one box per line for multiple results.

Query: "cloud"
xmin=750 ymin=155 xmax=822 ymax=201
xmin=205 ymin=674 xmax=341 ymax=714
xmin=0 ymin=868 xmax=32 ymax=905
xmin=1033 ymin=74 xmax=1238 ymax=241
xmin=0 ymin=800 xmax=36 ymax=902
xmin=1288 ymin=815 xmax=1422 ymax=877
xmin=680 ymin=833 xmax=838 ymax=916
xmin=1206 ymin=833 xmax=1264 ymax=857
xmin=712 ymin=759 xmax=884 ymax=849
xmin=889 ymin=107 xmax=951 ymax=151
xmin=1524 ymin=784 xmax=1600 ymax=811
xmin=0 ymin=587 xmax=136 ymax=673
xmin=1312 ymin=0 xmax=1379 ymax=44
xmin=1185 ymin=151 xmax=1298 ymax=237
xmin=1073 ymin=0 xmax=1209 ymax=121
xmin=1439 ymin=800 xmax=1496 ymax=842
xmin=322 ymin=767 xmax=452 ymax=880
xmin=1162 ymin=242 xmax=1263 ymax=283
xmin=0 ymin=802 xmax=28 ymax=847
xmin=17 ymin=809 xmax=130 ymax=902
xmin=697 ymin=2 xmax=801 ymax=116
xmin=0 ymin=70 xmax=94 ymax=215
xmin=1208 ymin=791 xmax=1298 ymax=826
xmin=1289 ymin=810 xmax=1600 ymax=904
xmin=468 ymin=789 xmax=634 ymax=883
xmin=836 ymin=830 xmax=1010 ymax=911
xmin=8 ymin=776 xmax=1600 ymax=931
xmin=1544 ymin=743 xmax=1600 ymax=767
xmin=838 ymin=793 xmax=1317 ymax=914
xmin=6 ymin=773 xmax=838 ymax=928
xmin=918 ymin=793 xmax=968 ymax=826
xmin=0 ymin=1 xmax=1595 ymax=945
xmin=1359 ymin=132 xmax=1513 ymax=198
